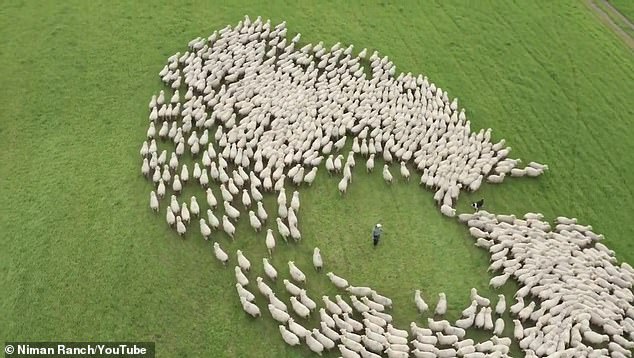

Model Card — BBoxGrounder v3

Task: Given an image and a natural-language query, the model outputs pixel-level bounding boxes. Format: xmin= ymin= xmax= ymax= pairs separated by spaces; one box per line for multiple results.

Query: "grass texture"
xmin=1 ymin=1 xmax=633 ymax=357
xmin=609 ymin=0 xmax=634 ymax=21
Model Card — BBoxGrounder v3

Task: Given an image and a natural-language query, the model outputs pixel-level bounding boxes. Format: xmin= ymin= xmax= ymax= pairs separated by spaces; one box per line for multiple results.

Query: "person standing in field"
xmin=372 ymin=224 xmax=383 ymax=247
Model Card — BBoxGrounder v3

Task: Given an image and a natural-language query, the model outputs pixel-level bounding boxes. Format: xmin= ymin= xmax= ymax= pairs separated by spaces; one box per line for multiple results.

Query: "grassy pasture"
xmin=1 ymin=1 xmax=633 ymax=357
xmin=609 ymin=0 xmax=634 ymax=21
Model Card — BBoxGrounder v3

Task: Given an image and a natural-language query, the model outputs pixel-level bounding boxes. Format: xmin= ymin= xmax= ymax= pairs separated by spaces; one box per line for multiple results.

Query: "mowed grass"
xmin=609 ymin=0 xmax=634 ymax=21
xmin=593 ymin=0 xmax=634 ymax=39
xmin=1 ymin=1 xmax=633 ymax=357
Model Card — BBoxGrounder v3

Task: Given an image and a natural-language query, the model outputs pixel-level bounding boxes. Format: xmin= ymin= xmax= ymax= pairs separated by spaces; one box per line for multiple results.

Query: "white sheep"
xmin=322 ymin=296 xmax=343 ymax=315
xmin=341 ymin=335 xmax=364 ymax=352
xmin=319 ymin=308 xmax=336 ymax=328
xmin=338 ymin=344 xmax=360 ymax=358
xmin=320 ymin=322 xmax=341 ymax=344
xmin=555 ymin=216 xmax=577 ymax=224
xmin=166 ymin=207 xmax=175 ymax=227
xmin=156 ymin=179 xmax=166 ymax=199
xmin=325 ymin=155 xmax=335 ymax=174
xmin=199 ymin=219 xmax=211 ymax=240
xmin=142 ymin=158 xmax=150 ymax=177
xmin=221 ymin=215 xmax=235 ymax=239
xmin=435 ymin=292 xmax=447 ymax=315
xmin=306 ymin=332 xmax=324 ymax=356
xmin=312 ymin=328 xmax=335 ymax=350
xmin=287 ymin=207 xmax=298 ymax=228
xmin=212 ymin=242 xmax=228 ymax=266
xmin=455 ymin=311 xmax=475 ymax=329
xmin=256 ymin=201 xmax=268 ymax=223
xmin=312 ymin=247 xmax=323 ymax=271
xmin=267 ymin=292 xmax=288 ymax=313
xmin=382 ymin=164 xmax=393 ymax=184
xmin=400 ymin=161 xmax=410 ymax=181
xmin=290 ymin=191 xmax=300 ymax=212
xmin=150 ymin=191 xmax=159 ymax=213
xmin=235 ymin=283 xmax=255 ymax=302
xmin=326 ymin=272 xmax=349 ymax=289
xmin=234 ymin=266 xmax=249 ymax=286
xmin=262 ymin=258 xmax=278 ymax=281
xmin=366 ymin=154 xmax=375 ymax=172
xmin=427 ymin=317 xmax=449 ymax=332
xmin=510 ymin=168 xmax=526 ymax=177
xmin=290 ymin=296 xmax=310 ymax=319
xmin=241 ymin=189 xmax=251 ymax=209
xmin=206 ymin=209 xmax=219 ymax=230
xmin=436 ymin=332 xmax=458 ymax=346
xmin=277 ymin=202 xmax=288 ymax=219
xmin=440 ymin=204 xmax=456 ymax=217
xmin=169 ymin=152 xmax=178 ymax=171
xmin=283 ymin=279 xmax=302 ymax=296
xmin=483 ymin=307 xmax=494 ymax=330
xmin=199 ymin=168 xmax=208 ymax=188
xmin=147 ymin=122 xmax=156 ymax=139
xmin=495 ymin=294 xmax=506 ymax=315
xmin=248 ymin=211 xmax=262 ymax=232
xmin=180 ymin=202 xmax=190 ymax=224
xmin=371 ymin=291 xmax=393 ymax=308
xmin=335 ymin=295 xmax=354 ymax=314
xmin=236 ymin=250 xmax=251 ymax=272
xmin=334 ymin=154 xmax=344 ymax=172
xmin=414 ymin=289 xmax=429 ymax=313
xmin=278 ymin=325 xmax=300 ymax=346
xmin=350 ymin=296 xmax=370 ymax=313
xmin=239 ymin=296 xmax=261 ymax=318
xmin=304 ymin=167 xmax=318 ymax=185
xmin=338 ymin=176 xmax=349 ymax=195
xmin=346 ymin=285 xmax=373 ymax=296
xmin=268 ymin=304 xmax=290 ymax=324
xmin=583 ymin=330 xmax=609 ymax=345
xmin=186 ymin=196 xmax=199 ymax=218
xmin=276 ymin=218 xmax=290 ymax=243
xmin=341 ymin=329 xmax=362 ymax=344
xmin=486 ymin=173 xmax=506 ymax=184
xmin=527 ymin=161 xmax=549 ymax=170
xmin=250 ymin=185 xmax=263 ymax=202
xmin=220 ymin=184 xmax=233 ymax=202
xmin=288 ymin=317 xmax=311 ymax=336
xmin=361 ymin=296 xmax=384 ymax=312
xmin=288 ymin=261 xmax=306 ymax=283
xmin=299 ymin=289 xmax=317 ymax=311
xmin=517 ymin=301 xmax=535 ymax=321
xmin=384 ymin=347 xmax=408 ymax=358
xmin=223 ymin=201 xmax=240 ymax=221
xmin=509 ymin=296 xmax=524 ymax=315
xmin=256 ymin=276 xmax=273 ymax=297
xmin=369 ymin=308 xmax=392 ymax=324
xmin=289 ymin=225 xmax=302 ymax=242
xmin=170 ymin=195 xmax=180 ymax=214
xmin=493 ymin=318 xmax=505 ymax=336
xmin=470 ymin=288 xmax=490 ymax=306
xmin=265 ymin=229 xmax=275 ymax=256
xmin=525 ymin=166 xmax=543 ymax=177
xmin=176 ymin=216 xmax=187 ymax=237
xmin=489 ymin=273 xmax=510 ymax=289
xmin=205 ymin=188 xmax=217 ymax=208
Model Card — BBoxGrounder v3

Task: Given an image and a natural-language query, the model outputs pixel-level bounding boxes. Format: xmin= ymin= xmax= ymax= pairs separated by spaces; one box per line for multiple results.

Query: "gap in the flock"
xmin=289 ymin=153 xmax=499 ymax=325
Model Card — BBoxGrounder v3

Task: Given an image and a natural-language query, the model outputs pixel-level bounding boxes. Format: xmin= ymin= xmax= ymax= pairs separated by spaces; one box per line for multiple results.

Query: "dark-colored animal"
xmin=472 ymin=199 xmax=484 ymax=212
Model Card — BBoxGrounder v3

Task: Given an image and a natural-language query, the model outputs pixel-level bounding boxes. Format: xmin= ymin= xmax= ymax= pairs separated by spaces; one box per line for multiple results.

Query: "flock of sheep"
xmin=140 ymin=15 xmax=633 ymax=357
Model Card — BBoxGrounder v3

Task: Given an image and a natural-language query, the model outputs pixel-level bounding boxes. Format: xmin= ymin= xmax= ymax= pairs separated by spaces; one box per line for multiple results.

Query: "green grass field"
xmin=609 ymin=0 xmax=634 ymax=20
xmin=1 ymin=1 xmax=633 ymax=357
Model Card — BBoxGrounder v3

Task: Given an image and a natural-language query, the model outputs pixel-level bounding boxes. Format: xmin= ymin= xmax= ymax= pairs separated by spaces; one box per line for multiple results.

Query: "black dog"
xmin=472 ymin=199 xmax=484 ymax=212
